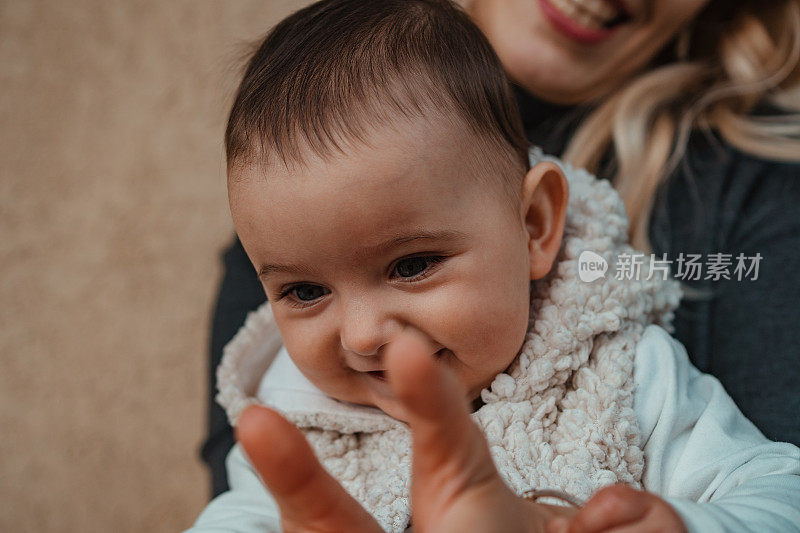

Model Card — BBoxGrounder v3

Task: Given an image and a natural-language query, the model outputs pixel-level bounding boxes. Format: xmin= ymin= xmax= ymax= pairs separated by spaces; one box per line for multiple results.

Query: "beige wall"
xmin=0 ymin=1 xmax=310 ymax=531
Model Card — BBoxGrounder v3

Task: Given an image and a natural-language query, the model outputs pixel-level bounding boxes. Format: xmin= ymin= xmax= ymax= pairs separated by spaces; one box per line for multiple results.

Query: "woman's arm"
xmin=702 ymin=159 xmax=800 ymax=445
xmin=653 ymin=141 xmax=800 ymax=446
xmin=634 ymin=325 xmax=800 ymax=532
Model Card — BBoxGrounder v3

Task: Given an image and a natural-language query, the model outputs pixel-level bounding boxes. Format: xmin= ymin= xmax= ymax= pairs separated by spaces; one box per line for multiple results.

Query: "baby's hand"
xmin=546 ymin=484 xmax=686 ymax=533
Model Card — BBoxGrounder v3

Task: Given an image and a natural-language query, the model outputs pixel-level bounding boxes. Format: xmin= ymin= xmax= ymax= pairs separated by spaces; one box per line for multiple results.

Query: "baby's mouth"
xmin=367 ymin=370 xmax=387 ymax=382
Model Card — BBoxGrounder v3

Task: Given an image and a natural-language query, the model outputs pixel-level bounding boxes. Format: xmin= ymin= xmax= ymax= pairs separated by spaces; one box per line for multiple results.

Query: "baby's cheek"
xmin=444 ymin=280 xmax=529 ymax=372
xmin=280 ymin=325 xmax=339 ymax=379
xmin=465 ymin=250 xmax=533 ymax=365
xmin=476 ymin=302 xmax=529 ymax=373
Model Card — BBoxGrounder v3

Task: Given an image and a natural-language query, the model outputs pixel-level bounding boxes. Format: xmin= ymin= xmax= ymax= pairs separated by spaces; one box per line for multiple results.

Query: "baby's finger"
xmin=236 ymin=404 xmax=382 ymax=532
xmin=386 ymin=333 xmax=485 ymax=468
xmin=564 ymin=485 xmax=647 ymax=533
xmin=385 ymin=333 xmax=500 ymax=503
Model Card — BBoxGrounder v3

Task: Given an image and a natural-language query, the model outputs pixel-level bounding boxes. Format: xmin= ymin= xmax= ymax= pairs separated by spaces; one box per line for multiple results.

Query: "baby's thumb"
xmin=385 ymin=333 xmax=471 ymax=431
xmin=385 ymin=334 xmax=499 ymax=500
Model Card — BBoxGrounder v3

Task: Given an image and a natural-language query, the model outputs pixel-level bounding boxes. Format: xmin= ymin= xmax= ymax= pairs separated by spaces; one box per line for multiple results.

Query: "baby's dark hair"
xmin=225 ymin=0 xmax=529 ymax=188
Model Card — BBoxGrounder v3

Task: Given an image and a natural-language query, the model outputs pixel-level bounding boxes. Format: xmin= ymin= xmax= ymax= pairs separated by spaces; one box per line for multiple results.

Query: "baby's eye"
xmin=292 ymin=284 xmax=327 ymax=301
xmin=279 ymin=284 xmax=329 ymax=308
xmin=392 ymin=255 xmax=445 ymax=280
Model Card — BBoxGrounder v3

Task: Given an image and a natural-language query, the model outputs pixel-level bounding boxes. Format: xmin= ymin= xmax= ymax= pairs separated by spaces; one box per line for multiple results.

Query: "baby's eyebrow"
xmin=257 ymin=229 xmax=468 ymax=280
xmin=257 ymin=261 xmax=318 ymax=279
xmin=361 ymin=229 xmax=468 ymax=256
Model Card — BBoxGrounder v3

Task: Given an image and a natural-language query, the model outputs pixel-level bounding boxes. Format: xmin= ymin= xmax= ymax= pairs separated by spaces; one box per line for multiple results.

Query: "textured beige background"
xmin=0 ymin=1 xmax=309 ymax=531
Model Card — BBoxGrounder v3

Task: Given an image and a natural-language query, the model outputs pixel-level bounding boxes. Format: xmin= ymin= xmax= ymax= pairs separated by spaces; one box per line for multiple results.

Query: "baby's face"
xmin=229 ymin=116 xmax=565 ymax=421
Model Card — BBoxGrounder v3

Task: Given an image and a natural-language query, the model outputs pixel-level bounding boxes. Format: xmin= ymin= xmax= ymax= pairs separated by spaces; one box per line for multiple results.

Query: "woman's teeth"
xmin=547 ymin=0 xmax=621 ymax=30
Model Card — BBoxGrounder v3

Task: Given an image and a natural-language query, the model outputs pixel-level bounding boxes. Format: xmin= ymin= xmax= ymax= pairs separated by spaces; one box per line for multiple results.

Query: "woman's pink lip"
xmin=538 ymin=0 xmax=622 ymax=44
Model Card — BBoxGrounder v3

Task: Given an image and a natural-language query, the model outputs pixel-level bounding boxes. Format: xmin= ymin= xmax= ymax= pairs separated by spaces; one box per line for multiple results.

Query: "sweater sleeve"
xmin=184 ymin=443 xmax=282 ymax=532
xmin=650 ymin=146 xmax=800 ymax=446
xmin=203 ymin=236 xmax=268 ymax=497
xmin=633 ymin=325 xmax=800 ymax=532
xmin=702 ymin=159 xmax=800 ymax=445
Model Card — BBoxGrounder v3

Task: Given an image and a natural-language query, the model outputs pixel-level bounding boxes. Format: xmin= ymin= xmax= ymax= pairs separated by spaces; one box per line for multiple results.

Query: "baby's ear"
xmin=520 ymin=162 xmax=569 ymax=280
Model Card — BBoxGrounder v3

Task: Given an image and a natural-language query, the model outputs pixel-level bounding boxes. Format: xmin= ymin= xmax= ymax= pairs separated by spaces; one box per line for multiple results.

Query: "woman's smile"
xmin=539 ymin=0 xmax=632 ymax=43
xmin=461 ymin=0 xmax=711 ymax=103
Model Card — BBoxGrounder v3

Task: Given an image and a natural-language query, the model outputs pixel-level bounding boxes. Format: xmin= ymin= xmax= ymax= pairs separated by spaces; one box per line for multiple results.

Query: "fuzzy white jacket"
xmin=187 ymin=150 xmax=800 ymax=532
xmin=187 ymin=326 xmax=800 ymax=532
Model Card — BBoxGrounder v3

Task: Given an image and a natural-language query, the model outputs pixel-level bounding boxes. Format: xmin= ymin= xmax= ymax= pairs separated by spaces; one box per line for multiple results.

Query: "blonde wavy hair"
xmin=562 ymin=0 xmax=800 ymax=252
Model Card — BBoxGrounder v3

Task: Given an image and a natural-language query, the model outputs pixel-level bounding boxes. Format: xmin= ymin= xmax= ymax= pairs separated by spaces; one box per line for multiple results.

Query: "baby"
xmin=189 ymin=0 xmax=800 ymax=531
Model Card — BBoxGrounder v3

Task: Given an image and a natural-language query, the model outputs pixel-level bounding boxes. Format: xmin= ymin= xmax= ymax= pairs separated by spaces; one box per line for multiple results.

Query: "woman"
xmin=468 ymin=0 xmax=800 ymax=442
xmin=201 ymin=0 xmax=800 ymax=498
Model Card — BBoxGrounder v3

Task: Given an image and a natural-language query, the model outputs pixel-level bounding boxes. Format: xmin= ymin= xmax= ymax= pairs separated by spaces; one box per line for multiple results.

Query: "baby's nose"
xmin=339 ymin=302 xmax=395 ymax=357
xmin=340 ymin=326 xmax=384 ymax=357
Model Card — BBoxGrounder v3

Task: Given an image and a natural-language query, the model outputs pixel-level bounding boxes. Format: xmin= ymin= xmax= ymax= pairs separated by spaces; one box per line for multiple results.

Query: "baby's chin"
xmin=320 ymin=372 xmax=487 ymax=423
xmin=363 ymin=385 xmax=486 ymax=423
xmin=316 ymin=380 xmax=413 ymax=422
xmin=372 ymin=397 xmax=413 ymax=423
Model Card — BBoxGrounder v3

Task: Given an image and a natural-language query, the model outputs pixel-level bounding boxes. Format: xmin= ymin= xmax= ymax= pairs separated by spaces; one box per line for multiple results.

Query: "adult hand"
xmin=236 ymin=332 xmax=576 ymax=532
